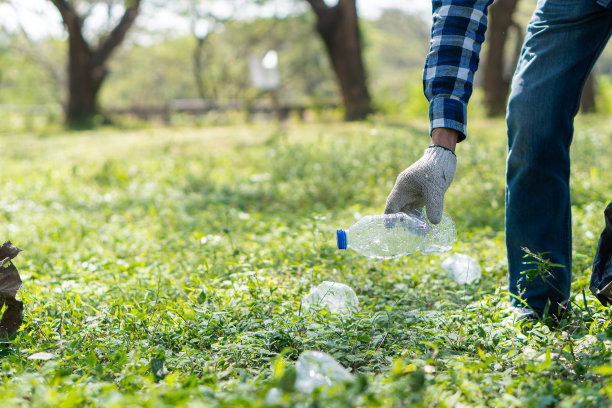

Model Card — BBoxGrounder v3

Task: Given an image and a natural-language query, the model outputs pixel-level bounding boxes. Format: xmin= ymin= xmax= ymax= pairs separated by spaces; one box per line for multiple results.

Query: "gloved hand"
xmin=384 ymin=146 xmax=456 ymax=224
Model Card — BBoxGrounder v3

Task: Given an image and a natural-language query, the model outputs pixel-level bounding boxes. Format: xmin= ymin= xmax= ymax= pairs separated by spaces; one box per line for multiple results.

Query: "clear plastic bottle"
xmin=411 ymin=210 xmax=456 ymax=254
xmin=337 ymin=211 xmax=456 ymax=259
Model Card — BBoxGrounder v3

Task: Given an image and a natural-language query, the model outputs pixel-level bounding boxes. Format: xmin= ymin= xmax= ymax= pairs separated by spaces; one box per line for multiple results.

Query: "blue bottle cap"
xmin=337 ymin=229 xmax=347 ymax=250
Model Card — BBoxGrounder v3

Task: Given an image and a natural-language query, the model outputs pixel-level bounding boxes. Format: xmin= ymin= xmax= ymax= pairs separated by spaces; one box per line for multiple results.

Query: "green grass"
xmin=1 ymin=115 xmax=612 ymax=407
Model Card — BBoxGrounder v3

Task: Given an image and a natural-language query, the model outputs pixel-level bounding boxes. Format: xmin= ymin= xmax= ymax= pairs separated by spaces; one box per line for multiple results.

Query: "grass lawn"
xmin=2 ymin=115 xmax=612 ymax=407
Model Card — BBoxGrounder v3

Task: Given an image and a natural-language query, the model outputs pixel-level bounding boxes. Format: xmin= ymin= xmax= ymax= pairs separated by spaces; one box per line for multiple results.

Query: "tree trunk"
xmin=483 ymin=0 xmax=520 ymax=117
xmin=193 ymin=37 xmax=207 ymax=100
xmin=306 ymin=0 xmax=371 ymax=120
xmin=581 ymin=72 xmax=597 ymax=113
xmin=50 ymin=0 xmax=141 ymax=127
xmin=67 ymin=33 xmax=100 ymax=126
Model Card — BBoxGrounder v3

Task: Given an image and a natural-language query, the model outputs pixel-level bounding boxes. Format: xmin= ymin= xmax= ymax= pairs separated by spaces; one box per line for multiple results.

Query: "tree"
xmin=482 ymin=0 xmax=521 ymax=117
xmin=49 ymin=0 xmax=141 ymax=127
xmin=189 ymin=0 xmax=241 ymax=101
xmin=305 ymin=0 xmax=371 ymax=120
xmin=2 ymin=1 xmax=66 ymax=105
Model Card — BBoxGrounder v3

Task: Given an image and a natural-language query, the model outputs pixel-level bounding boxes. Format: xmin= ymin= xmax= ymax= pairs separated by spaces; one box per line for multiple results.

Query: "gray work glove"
xmin=384 ymin=146 xmax=456 ymax=224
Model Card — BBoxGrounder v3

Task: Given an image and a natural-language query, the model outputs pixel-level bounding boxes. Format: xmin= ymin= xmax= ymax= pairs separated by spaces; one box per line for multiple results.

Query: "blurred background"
xmin=1 ymin=0 xmax=612 ymax=132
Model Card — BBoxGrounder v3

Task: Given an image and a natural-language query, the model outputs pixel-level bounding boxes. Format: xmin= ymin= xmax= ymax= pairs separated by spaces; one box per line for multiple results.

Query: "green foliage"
xmin=362 ymin=11 xmax=430 ymax=113
xmin=103 ymin=36 xmax=202 ymax=106
xmin=0 ymin=37 xmax=64 ymax=106
xmin=1 ymin=116 xmax=612 ymax=406
xmin=595 ymin=74 xmax=612 ymax=114
xmin=100 ymin=11 xmax=433 ymax=113
xmin=101 ymin=14 xmax=338 ymax=109
xmin=0 ymin=34 xmax=65 ymax=133
xmin=2 ymin=10 xmax=435 ymax=126
xmin=7 ymin=5 xmax=612 ymax=131
xmin=520 ymin=248 xmax=565 ymax=283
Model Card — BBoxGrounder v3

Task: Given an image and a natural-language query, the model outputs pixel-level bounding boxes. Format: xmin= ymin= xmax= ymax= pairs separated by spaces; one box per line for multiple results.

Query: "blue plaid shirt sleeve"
xmin=424 ymin=0 xmax=494 ymax=142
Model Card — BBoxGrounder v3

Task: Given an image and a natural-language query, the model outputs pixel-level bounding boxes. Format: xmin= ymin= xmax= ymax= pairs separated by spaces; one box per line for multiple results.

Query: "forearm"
xmin=431 ymin=128 xmax=459 ymax=153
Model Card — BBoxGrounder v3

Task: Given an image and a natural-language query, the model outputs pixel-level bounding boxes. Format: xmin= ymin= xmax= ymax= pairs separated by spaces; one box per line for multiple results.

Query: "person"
xmin=384 ymin=0 xmax=612 ymax=319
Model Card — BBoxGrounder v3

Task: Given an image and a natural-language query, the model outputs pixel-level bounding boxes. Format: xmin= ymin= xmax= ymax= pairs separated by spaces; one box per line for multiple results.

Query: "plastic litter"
xmin=441 ymin=253 xmax=481 ymax=284
xmin=416 ymin=210 xmax=456 ymax=254
xmin=264 ymin=387 xmax=283 ymax=405
xmin=295 ymin=351 xmax=355 ymax=394
xmin=337 ymin=211 xmax=456 ymax=259
xmin=301 ymin=281 xmax=358 ymax=315
xmin=28 ymin=352 xmax=57 ymax=361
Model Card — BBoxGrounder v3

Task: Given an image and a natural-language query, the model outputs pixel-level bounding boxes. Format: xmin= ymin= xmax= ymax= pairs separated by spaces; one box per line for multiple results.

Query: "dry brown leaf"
xmin=0 ymin=242 xmax=23 ymax=341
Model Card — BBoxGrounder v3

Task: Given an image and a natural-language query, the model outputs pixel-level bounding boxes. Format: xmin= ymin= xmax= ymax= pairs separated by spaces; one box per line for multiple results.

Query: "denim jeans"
xmin=505 ymin=0 xmax=612 ymax=315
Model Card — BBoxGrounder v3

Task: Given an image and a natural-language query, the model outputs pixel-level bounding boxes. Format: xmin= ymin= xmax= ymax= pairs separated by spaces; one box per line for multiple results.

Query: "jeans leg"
xmin=506 ymin=0 xmax=612 ymax=315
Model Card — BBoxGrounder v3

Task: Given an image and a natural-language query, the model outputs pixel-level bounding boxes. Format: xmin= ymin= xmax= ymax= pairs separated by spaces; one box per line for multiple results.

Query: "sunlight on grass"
xmin=0 ymin=115 xmax=612 ymax=406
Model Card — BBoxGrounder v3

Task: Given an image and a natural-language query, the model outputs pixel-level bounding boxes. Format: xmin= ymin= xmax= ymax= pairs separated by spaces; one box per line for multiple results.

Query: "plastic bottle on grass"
xmin=336 ymin=211 xmax=456 ymax=259
xmin=301 ymin=281 xmax=359 ymax=315
xmin=441 ymin=253 xmax=481 ymax=284
xmin=295 ymin=351 xmax=355 ymax=394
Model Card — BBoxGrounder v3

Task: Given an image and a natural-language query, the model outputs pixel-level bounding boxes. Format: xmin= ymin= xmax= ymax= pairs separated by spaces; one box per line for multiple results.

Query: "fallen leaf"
xmin=0 ymin=241 xmax=22 ymax=261
xmin=0 ymin=241 xmax=23 ymax=342
xmin=0 ymin=242 xmax=22 ymax=299
xmin=0 ymin=297 xmax=23 ymax=341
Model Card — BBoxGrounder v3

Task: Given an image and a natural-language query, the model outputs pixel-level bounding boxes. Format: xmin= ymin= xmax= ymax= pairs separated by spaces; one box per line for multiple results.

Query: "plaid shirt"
xmin=424 ymin=0 xmax=493 ymax=142
xmin=425 ymin=0 xmax=612 ymax=141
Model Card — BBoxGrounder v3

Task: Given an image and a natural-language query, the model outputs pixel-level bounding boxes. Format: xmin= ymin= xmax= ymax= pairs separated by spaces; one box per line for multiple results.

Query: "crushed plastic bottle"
xmin=411 ymin=210 xmax=456 ymax=254
xmin=295 ymin=351 xmax=355 ymax=394
xmin=441 ymin=253 xmax=481 ymax=284
xmin=337 ymin=211 xmax=456 ymax=259
xmin=301 ymin=281 xmax=358 ymax=315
